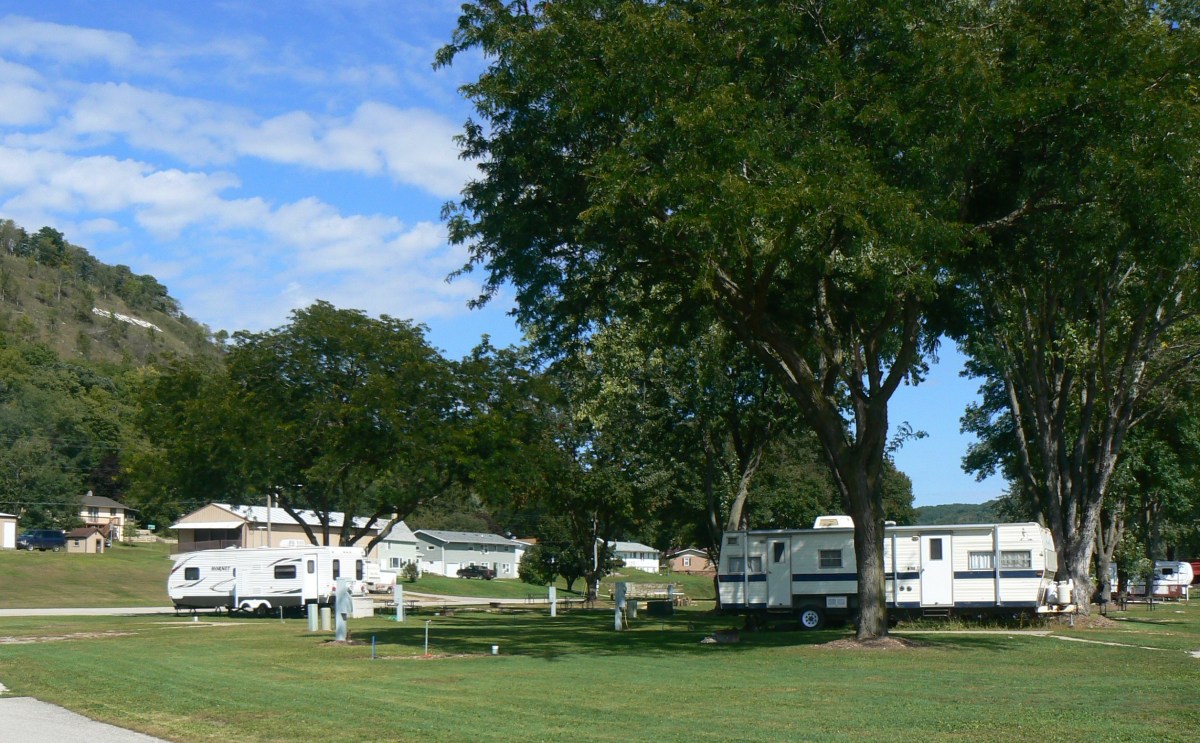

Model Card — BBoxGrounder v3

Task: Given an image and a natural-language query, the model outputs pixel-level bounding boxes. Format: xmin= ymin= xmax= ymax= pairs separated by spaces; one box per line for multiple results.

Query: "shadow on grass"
xmin=358 ymin=609 xmax=849 ymax=659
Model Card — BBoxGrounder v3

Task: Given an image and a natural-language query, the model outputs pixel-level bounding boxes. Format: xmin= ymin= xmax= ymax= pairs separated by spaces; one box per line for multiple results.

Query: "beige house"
xmin=666 ymin=547 xmax=715 ymax=575
xmin=169 ymin=503 xmax=384 ymax=559
xmin=80 ymin=493 xmax=135 ymax=542
xmin=66 ymin=526 xmax=107 ymax=554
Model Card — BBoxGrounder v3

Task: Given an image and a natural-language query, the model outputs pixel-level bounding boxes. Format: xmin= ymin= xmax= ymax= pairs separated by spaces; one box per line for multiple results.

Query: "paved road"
xmin=0 ymin=694 xmax=168 ymax=742
xmin=0 ymin=606 xmax=175 ymax=617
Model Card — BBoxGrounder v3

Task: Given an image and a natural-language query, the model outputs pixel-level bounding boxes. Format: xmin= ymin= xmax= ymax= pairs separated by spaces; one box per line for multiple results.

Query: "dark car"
xmin=456 ymin=564 xmax=495 ymax=580
xmin=17 ymin=529 xmax=67 ymax=551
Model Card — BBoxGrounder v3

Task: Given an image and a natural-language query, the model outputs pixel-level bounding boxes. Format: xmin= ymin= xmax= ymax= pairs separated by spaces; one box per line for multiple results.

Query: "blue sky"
xmin=0 ymin=1 xmax=1005 ymax=507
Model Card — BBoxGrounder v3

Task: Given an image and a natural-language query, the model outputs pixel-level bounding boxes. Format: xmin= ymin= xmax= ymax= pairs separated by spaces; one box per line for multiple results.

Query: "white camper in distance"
xmin=718 ymin=517 xmax=1076 ymax=629
xmin=168 ymin=545 xmax=366 ymax=615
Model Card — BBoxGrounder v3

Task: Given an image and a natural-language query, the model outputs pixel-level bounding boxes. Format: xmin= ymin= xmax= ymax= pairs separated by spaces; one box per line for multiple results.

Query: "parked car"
xmin=17 ymin=529 xmax=67 ymax=552
xmin=456 ymin=564 xmax=495 ymax=580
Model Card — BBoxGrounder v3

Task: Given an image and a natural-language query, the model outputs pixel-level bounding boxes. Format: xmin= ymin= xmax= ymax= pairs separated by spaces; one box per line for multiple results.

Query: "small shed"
xmin=0 ymin=512 xmax=17 ymax=550
xmin=66 ymin=526 xmax=107 ymax=554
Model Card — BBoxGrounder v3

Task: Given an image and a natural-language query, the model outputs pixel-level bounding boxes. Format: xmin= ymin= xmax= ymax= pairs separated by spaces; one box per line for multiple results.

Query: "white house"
xmin=414 ymin=530 xmax=528 ymax=579
xmin=608 ymin=540 xmax=661 ymax=574
xmin=376 ymin=520 xmax=420 ymax=571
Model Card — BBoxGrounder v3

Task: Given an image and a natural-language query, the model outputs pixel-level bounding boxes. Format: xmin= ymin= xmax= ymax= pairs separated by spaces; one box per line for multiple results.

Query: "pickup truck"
xmin=17 ymin=529 xmax=67 ymax=551
xmin=456 ymin=564 xmax=495 ymax=580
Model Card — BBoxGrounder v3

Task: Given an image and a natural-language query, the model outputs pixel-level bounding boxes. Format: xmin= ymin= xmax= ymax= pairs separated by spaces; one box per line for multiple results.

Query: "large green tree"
xmin=439 ymin=0 xmax=987 ymax=638
xmin=954 ymin=2 xmax=1200 ymax=610
xmin=137 ymin=302 xmax=461 ymax=548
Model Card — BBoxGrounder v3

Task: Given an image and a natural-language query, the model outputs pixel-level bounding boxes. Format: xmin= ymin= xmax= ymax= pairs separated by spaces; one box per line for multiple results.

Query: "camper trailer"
xmin=718 ymin=516 xmax=1075 ymax=628
xmin=1127 ymin=561 xmax=1194 ymax=599
xmin=168 ymin=545 xmax=366 ymax=615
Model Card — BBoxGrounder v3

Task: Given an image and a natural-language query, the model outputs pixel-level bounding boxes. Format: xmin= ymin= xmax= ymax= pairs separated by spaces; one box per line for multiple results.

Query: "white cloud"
xmin=0 ymin=16 xmax=139 ymax=66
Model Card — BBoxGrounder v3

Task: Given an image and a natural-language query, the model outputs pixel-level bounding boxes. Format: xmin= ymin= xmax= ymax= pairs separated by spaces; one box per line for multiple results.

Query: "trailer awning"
xmin=169 ymin=521 xmax=245 ymax=530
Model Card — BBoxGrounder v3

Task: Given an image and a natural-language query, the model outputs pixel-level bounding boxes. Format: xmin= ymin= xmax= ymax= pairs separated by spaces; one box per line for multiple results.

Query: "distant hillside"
xmin=914 ymin=500 xmax=999 ymax=525
xmin=0 ymin=219 xmax=219 ymax=365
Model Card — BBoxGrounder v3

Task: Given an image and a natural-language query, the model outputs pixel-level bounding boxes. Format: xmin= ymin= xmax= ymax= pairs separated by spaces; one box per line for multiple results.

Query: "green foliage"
xmin=400 ymin=561 xmax=420 ymax=583
xmin=517 ymin=543 xmax=555 ymax=585
xmin=0 ymin=218 xmax=219 ymax=364
xmin=915 ymin=501 xmax=1000 ymax=526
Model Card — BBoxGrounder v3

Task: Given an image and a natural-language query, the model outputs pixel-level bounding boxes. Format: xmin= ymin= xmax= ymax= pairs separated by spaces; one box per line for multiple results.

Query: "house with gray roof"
xmin=169 ymin=502 xmax=384 ymax=559
xmin=414 ymin=529 xmax=528 ymax=579
xmin=377 ymin=520 xmax=419 ymax=571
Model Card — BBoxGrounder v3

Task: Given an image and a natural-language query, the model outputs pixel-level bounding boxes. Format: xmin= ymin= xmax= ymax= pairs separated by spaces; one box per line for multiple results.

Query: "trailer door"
xmin=920 ymin=535 xmax=953 ymax=606
xmin=303 ymin=553 xmax=319 ymax=603
xmin=767 ymin=538 xmax=791 ymax=608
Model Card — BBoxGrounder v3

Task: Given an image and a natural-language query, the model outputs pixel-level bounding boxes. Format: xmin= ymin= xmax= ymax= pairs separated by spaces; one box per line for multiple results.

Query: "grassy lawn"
xmin=0 ymin=541 xmax=175 ymax=608
xmin=2 ymin=603 xmax=1199 ymax=741
xmin=1 ymin=542 xmax=714 ymax=609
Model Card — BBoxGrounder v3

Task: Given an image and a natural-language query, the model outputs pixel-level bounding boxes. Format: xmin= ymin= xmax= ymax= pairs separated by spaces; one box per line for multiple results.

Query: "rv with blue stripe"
xmin=717 ymin=516 xmax=1076 ymax=628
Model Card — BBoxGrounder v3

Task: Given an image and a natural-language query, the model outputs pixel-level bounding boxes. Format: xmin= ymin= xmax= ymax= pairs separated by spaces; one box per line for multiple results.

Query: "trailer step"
xmin=922 ymin=607 xmax=952 ymax=618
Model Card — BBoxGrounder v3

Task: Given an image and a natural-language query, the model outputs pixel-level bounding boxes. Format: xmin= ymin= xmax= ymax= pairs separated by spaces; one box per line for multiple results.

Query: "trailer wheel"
xmin=253 ymin=603 xmax=269 ymax=617
xmin=798 ymin=606 xmax=825 ymax=631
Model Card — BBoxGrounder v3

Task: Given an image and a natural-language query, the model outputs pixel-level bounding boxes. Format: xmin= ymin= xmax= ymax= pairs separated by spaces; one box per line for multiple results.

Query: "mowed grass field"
xmin=3 ymin=602 xmax=1200 ymax=742
xmin=0 ymin=541 xmax=716 ymax=608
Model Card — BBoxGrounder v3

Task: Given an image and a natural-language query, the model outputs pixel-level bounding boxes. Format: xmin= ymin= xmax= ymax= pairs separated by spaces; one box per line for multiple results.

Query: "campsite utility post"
xmin=335 ymin=578 xmax=352 ymax=641
xmin=548 ymin=585 xmax=557 ymax=618
xmin=614 ymin=582 xmax=627 ymax=631
xmin=394 ymin=583 xmax=405 ymax=622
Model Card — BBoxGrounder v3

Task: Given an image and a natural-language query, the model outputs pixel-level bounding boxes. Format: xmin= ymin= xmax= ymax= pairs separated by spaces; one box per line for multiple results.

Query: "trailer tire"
xmin=798 ymin=606 xmax=825 ymax=631
xmin=253 ymin=603 xmax=269 ymax=617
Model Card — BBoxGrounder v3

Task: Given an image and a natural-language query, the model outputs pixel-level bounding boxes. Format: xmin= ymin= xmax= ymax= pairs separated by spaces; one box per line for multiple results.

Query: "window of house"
xmin=968 ymin=552 xmax=995 ymax=570
xmin=683 ymin=556 xmax=692 ymax=567
xmin=185 ymin=567 xmax=199 ymax=580
xmin=275 ymin=565 xmax=297 ymax=579
xmin=389 ymin=558 xmax=400 ymax=569
xmin=819 ymin=549 xmax=843 ymax=569
xmin=1000 ymin=551 xmax=1032 ymax=569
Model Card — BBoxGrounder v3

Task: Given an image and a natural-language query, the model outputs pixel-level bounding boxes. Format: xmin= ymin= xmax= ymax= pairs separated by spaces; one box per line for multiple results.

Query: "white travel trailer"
xmin=718 ymin=516 xmax=1075 ymax=628
xmin=1127 ymin=560 xmax=1194 ymax=599
xmin=168 ymin=545 xmax=366 ymax=615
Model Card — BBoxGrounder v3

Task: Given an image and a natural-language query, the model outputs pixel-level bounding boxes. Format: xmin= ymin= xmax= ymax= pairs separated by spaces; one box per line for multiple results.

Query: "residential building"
xmin=414 ymin=529 xmax=528 ymax=579
xmin=666 ymin=547 xmax=715 ymax=575
xmin=607 ymin=540 xmax=661 ymax=574
xmin=80 ymin=492 xmax=135 ymax=542
xmin=376 ymin=520 xmax=420 ymax=571
xmin=169 ymin=502 xmax=383 ymax=559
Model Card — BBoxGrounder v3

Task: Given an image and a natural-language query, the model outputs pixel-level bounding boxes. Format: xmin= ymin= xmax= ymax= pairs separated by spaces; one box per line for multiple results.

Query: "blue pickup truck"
xmin=17 ymin=529 xmax=67 ymax=551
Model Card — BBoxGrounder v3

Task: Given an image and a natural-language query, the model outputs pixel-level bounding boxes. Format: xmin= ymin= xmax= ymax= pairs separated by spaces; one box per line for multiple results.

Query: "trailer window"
xmin=819 ymin=549 xmax=843 ymax=569
xmin=969 ymin=552 xmax=995 ymax=570
xmin=356 ymin=560 xmax=364 ymax=580
xmin=307 ymin=560 xmax=315 ymax=574
xmin=275 ymin=565 xmax=297 ymax=579
xmin=333 ymin=560 xmax=341 ymax=579
xmin=747 ymin=556 xmax=764 ymax=573
xmin=773 ymin=542 xmax=787 ymax=563
xmin=928 ymin=539 xmax=943 ymax=561
xmin=184 ymin=567 xmax=199 ymax=580
xmin=1000 ymin=550 xmax=1032 ymax=569
xmin=726 ymin=536 xmax=739 ymax=546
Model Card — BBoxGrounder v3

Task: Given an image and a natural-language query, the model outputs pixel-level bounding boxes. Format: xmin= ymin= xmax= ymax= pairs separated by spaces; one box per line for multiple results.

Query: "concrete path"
xmin=0 ymin=690 xmax=167 ymax=742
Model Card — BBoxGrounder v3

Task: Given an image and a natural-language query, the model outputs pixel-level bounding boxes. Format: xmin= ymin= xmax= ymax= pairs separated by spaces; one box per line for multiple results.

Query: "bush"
xmin=401 ymin=562 xmax=420 ymax=583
